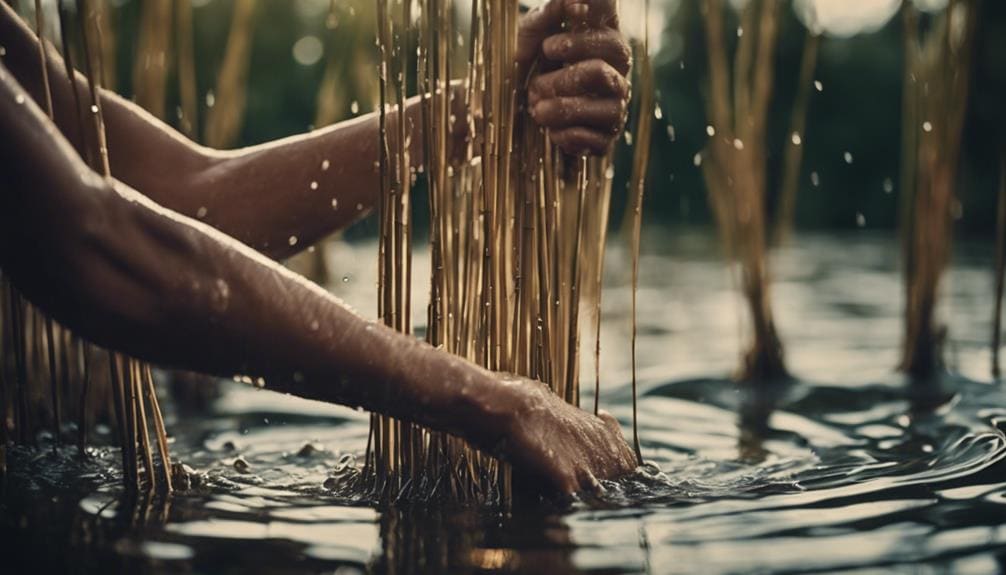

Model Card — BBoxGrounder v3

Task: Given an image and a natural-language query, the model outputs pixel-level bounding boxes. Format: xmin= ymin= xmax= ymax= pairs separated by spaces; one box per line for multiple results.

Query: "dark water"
xmin=5 ymin=230 xmax=1006 ymax=574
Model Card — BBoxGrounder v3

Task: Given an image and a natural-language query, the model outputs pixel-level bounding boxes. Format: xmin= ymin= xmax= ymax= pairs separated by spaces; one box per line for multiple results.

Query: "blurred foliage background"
xmin=56 ymin=0 xmax=1006 ymax=236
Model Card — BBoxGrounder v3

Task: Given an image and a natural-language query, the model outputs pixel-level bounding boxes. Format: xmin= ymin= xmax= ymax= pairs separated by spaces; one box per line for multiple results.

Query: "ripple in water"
xmin=4 ymin=231 xmax=1006 ymax=574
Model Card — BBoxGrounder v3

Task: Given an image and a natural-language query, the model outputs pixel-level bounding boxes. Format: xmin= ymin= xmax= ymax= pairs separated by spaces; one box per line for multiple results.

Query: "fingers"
xmin=532 ymin=96 xmax=626 ymax=132
xmin=516 ymin=0 xmax=567 ymax=69
xmin=517 ymin=0 xmax=621 ymax=71
xmin=529 ymin=59 xmax=629 ymax=106
xmin=543 ymin=28 xmax=631 ymax=75
xmin=549 ymin=127 xmax=615 ymax=156
xmin=564 ymin=0 xmax=620 ymax=30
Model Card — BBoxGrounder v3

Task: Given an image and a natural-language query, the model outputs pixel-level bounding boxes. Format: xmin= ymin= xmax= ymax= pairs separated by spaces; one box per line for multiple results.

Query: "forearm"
xmin=0 ymin=63 xmax=514 ymax=453
xmin=0 ymin=3 xmax=432 ymax=260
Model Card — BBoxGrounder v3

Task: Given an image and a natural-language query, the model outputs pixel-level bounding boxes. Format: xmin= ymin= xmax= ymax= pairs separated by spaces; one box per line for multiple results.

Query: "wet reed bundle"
xmin=364 ymin=0 xmax=642 ymax=503
xmin=899 ymin=0 xmax=977 ymax=380
xmin=0 ymin=1 xmax=172 ymax=494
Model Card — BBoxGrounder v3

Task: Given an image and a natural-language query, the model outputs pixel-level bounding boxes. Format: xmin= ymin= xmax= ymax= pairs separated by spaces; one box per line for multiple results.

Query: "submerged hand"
xmin=497 ymin=376 xmax=638 ymax=494
xmin=518 ymin=0 xmax=631 ymax=156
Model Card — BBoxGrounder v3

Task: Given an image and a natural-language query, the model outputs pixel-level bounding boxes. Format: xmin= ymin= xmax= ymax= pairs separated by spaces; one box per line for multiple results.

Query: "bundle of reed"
xmin=0 ymin=0 xmax=173 ymax=494
xmin=363 ymin=0 xmax=637 ymax=503
xmin=899 ymin=0 xmax=977 ymax=380
xmin=699 ymin=0 xmax=788 ymax=383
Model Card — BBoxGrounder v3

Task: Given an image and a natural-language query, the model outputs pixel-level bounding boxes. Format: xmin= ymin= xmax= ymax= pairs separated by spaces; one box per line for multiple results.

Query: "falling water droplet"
xmin=310 ymin=181 xmax=319 ymax=190
xmin=791 ymin=132 xmax=802 ymax=146
xmin=814 ymin=80 xmax=823 ymax=92
xmin=922 ymin=121 xmax=933 ymax=133
xmin=693 ymin=153 xmax=703 ymax=167
xmin=206 ymin=91 xmax=216 ymax=108
xmin=321 ymin=159 xmax=330 ymax=171
xmin=604 ymin=165 xmax=615 ymax=180
xmin=706 ymin=125 xmax=716 ymax=137
xmin=350 ymin=100 xmax=359 ymax=115
xmin=883 ymin=178 xmax=894 ymax=194
xmin=196 ymin=206 xmax=208 ymax=219
xmin=844 ymin=152 xmax=854 ymax=164
xmin=288 ymin=236 xmax=298 ymax=246
xmin=733 ymin=138 xmax=744 ymax=150
xmin=90 ymin=104 xmax=99 ymax=113
xmin=811 ymin=171 xmax=820 ymax=187
xmin=856 ymin=212 xmax=866 ymax=227
xmin=666 ymin=125 xmax=676 ymax=141
xmin=737 ymin=27 xmax=744 ymax=38
xmin=653 ymin=105 xmax=663 ymax=120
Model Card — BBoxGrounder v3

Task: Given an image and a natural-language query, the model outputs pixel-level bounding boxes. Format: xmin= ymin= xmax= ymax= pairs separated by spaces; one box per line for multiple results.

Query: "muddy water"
xmin=4 ymin=229 xmax=1006 ymax=574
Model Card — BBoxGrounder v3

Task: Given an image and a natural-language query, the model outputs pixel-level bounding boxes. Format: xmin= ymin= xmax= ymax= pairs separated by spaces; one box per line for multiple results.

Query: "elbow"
xmin=48 ymin=184 xmax=189 ymax=355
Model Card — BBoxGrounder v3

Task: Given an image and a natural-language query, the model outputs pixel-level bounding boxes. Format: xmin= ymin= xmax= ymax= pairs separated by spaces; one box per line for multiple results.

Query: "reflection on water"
xmin=4 ymin=229 xmax=1006 ymax=574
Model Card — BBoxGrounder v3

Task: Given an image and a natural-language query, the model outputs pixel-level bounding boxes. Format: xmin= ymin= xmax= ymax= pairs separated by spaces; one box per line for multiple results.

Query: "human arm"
xmin=0 ymin=62 xmax=636 ymax=493
xmin=0 ymin=1 xmax=631 ymax=261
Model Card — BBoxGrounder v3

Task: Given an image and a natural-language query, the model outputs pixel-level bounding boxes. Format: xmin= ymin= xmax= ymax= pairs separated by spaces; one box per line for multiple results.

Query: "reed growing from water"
xmin=899 ymin=0 xmax=977 ymax=380
xmin=700 ymin=0 xmax=788 ymax=383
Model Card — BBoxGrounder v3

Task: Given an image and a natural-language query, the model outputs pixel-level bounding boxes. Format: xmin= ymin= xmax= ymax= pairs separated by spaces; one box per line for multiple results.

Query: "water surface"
xmin=4 ymin=229 xmax=1006 ymax=574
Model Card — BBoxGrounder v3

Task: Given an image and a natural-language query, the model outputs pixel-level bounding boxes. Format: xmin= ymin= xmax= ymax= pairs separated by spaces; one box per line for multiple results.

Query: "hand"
xmin=496 ymin=376 xmax=638 ymax=494
xmin=518 ymin=0 xmax=631 ymax=156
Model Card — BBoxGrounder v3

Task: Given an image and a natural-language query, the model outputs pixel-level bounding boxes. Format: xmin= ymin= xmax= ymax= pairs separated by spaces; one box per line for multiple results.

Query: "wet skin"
xmin=0 ymin=0 xmax=636 ymax=494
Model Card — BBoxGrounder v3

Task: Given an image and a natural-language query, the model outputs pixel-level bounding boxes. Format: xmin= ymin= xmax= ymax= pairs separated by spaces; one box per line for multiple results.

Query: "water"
xmin=5 ymin=229 xmax=1006 ymax=574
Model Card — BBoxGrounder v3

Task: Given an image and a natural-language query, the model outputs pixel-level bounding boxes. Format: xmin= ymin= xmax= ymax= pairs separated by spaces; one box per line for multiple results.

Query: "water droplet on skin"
xmin=814 ymin=80 xmax=823 ymax=92
xmin=693 ymin=153 xmax=703 ymax=167
xmin=922 ymin=121 xmax=933 ymax=133
xmin=288 ymin=236 xmax=298 ymax=246
xmin=791 ymin=132 xmax=802 ymax=146
xmin=856 ymin=212 xmax=866 ymax=227
xmin=310 ymin=181 xmax=319 ymax=190
xmin=844 ymin=152 xmax=854 ymax=164
xmin=0 ymin=46 xmax=6 ymax=56
xmin=666 ymin=125 xmax=676 ymax=141
xmin=321 ymin=159 xmax=330 ymax=171
xmin=811 ymin=172 xmax=821 ymax=187
xmin=196 ymin=206 xmax=208 ymax=219
xmin=331 ymin=198 xmax=339 ymax=210
xmin=356 ymin=203 xmax=363 ymax=211
xmin=15 ymin=94 xmax=24 ymax=104
xmin=883 ymin=178 xmax=894 ymax=194
xmin=350 ymin=100 xmax=359 ymax=114
xmin=90 ymin=104 xmax=99 ymax=113
xmin=310 ymin=320 xmax=320 ymax=331
xmin=706 ymin=125 xmax=716 ymax=137
xmin=254 ymin=377 xmax=265 ymax=388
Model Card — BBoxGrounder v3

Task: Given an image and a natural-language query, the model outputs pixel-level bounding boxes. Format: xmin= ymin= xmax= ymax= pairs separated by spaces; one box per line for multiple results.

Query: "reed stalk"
xmin=204 ymin=0 xmax=257 ymax=149
xmin=627 ymin=8 xmax=655 ymax=464
xmin=700 ymin=0 xmax=787 ymax=383
xmin=995 ymin=153 xmax=1006 ymax=377
xmin=899 ymin=0 xmax=977 ymax=380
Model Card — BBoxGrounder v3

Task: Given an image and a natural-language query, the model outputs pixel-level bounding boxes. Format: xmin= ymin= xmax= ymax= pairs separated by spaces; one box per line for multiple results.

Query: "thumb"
xmin=516 ymin=0 xmax=567 ymax=70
